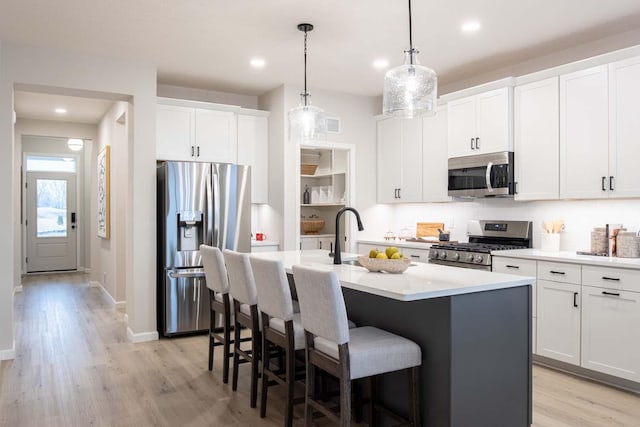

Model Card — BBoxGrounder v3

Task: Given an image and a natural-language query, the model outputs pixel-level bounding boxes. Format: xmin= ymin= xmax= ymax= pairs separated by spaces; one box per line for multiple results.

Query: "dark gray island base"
xmin=341 ymin=285 xmax=532 ymax=427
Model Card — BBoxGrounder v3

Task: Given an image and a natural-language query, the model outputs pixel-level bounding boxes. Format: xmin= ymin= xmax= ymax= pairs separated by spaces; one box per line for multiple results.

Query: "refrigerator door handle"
xmin=206 ymin=171 xmax=214 ymax=246
xmin=212 ymin=165 xmax=221 ymax=248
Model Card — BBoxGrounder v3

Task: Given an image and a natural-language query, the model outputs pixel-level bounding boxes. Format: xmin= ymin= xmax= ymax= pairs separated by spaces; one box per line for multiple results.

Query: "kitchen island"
xmin=251 ymin=250 xmax=535 ymax=427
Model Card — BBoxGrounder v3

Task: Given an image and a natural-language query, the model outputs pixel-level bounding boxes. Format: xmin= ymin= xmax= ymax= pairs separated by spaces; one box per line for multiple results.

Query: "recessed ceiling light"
xmin=55 ymin=107 xmax=67 ymax=114
xmin=373 ymin=58 xmax=389 ymax=70
xmin=250 ymin=58 xmax=266 ymax=69
xmin=461 ymin=20 xmax=481 ymax=33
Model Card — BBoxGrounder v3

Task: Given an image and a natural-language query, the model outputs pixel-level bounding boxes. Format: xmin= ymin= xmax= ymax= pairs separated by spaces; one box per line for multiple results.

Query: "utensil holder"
xmin=540 ymin=233 xmax=560 ymax=252
xmin=616 ymin=232 xmax=640 ymax=258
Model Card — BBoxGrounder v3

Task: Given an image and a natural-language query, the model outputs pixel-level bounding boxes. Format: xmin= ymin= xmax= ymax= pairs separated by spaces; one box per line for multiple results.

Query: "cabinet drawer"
xmin=492 ymin=257 xmax=537 ymax=277
xmin=538 ymin=261 xmax=581 ymax=284
xmin=402 ymin=248 xmax=429 ymax=263
xmin=582 ymin=266 xmax=640 ymax=293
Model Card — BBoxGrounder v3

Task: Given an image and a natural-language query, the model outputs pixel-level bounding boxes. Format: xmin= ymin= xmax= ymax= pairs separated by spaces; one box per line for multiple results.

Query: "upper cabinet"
xmin=447 ymin=87 xmax=513 ymax=158
xmin=608 ymin=56 xmax=640 ymax=198
xmin=156 ymin=98 xmax=270 ymax=203
xmin=560 ymin=66 xmax=609 ymax=199
xmin=237 ymin=113 xmax=269 ymax=204
xmin=514 ymin=77 xmax=560 ymax=200
xmin=377 ymin=117 xmax=423 ymax=203
xmin=422 ymin=107 xmax=450 ymax=202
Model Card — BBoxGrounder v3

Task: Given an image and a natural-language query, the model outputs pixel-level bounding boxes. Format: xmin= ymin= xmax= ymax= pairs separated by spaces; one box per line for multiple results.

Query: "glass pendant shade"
xmin=383 ymin=49 xmax=437 ymax=118
xmin=288 ymin=95 xmax=327 ymax=141
xmin=67 ymin=138 xmax=84 ymax=151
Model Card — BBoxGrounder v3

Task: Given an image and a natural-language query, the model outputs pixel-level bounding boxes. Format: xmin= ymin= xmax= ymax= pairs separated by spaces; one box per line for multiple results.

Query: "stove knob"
xmin=439 ymin=251 xmax=447 ymax=259
xmin=475 ymin=255 xmax=484 ymax=263
xmin=452 ymin=252 xmax=460 ymax=261
xmin=431 ymin=251 xmax=439 ymax=259
xmin=466 ymin=254 xmax=474 ymax=262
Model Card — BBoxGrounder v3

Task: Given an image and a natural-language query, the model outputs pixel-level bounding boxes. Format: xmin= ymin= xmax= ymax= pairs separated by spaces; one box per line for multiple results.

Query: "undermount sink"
xmin=342 ymin=259 xmax=363 ymax=267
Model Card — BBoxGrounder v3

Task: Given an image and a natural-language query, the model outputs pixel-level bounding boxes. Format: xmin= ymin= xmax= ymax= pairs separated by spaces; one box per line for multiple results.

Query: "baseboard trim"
xmin=127 ymin=327 xmax=158 ymax=344
xmin=13 ymin=285 xmax=23 ymax=294
xmin=0 ymin=340 xmax=16 ymax=361
xmin=92 ymin=281 xmax=126 ymax=308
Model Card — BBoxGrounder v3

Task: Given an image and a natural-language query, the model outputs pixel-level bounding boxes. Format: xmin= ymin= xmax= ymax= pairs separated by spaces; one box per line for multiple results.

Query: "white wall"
xmin=158 ymin=83 xmax=258 ymax=109
xmin=0 ymin=41 xmax=157 ymax=357
xmin=382 ymin=198 xmax=640 ymax=252
xmin=93 ymin=101 xmax=129 ymax=304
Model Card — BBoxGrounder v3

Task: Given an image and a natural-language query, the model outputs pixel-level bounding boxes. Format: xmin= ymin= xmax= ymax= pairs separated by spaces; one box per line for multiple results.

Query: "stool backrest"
xmin=250 ymin=256 xmax=294 ymax=322
xmin=223 ymin=249 xmax=258 ymax=306
xmin=292 ymin=265 xmax=349 ymax=345
xmin=200 ymin=245 xmax=229 ymax=293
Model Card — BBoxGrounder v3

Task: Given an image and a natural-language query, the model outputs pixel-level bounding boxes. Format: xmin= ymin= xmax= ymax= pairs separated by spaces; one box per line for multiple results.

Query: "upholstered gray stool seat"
xmin=292 ymin=264 xmax=422 ymax=427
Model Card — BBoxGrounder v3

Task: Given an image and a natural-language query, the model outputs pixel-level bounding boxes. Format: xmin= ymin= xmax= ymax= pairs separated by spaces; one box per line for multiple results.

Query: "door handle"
xmin=602 ymin=291 xmax=620 ymax=297
xmin=485 ymin=162 xmax=494 ymax=193
xmin=506 ymin=265 xmax=520 ymax=269
xmin=397 ymin=188 xmax=401 ymax=199
xmin=197 ymin=146 xmax=200 ymax=157
xmin=470 ymin=138 xmax=475 ymax=150
xmin=609 ymin=176 xmax=614 ymax=191
xmin=71 ymin=212 xmax=76 ymax=229
xmin=549 ymin=270 xmax=566 ymax=275
xmin=573 ymin=292 xmax=578 ymax=308
xmin=191 ymin=146 xmax=195 ymax=157
xmin=475 ymin=137 xmax=480 ymax=150
xmin=602 ymin=176 xmax=606 ymax=191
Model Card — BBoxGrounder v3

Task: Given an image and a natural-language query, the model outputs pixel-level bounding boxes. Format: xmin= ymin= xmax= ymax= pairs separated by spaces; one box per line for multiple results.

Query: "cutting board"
xmin=416 ymin=222 xmax=445 ymax=238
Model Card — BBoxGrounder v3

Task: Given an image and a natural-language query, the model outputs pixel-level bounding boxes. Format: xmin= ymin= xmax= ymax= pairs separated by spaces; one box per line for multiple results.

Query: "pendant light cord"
xmin=408 ymin=0 xmax=414 ymax=65
xmin=303 ymin=29 xmax=308 ymax=105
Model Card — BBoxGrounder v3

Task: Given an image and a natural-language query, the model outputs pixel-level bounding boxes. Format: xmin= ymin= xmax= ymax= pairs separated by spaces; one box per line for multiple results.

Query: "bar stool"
xmin=292 ymin=265 xmax=422 ymax=427
xmin=200 ymin=245 xmax=234 ymax=383
xmin=223 ymin=249 xmax=262 ymax=408
xmin=250 ymin=256 xmax=306 ymax=427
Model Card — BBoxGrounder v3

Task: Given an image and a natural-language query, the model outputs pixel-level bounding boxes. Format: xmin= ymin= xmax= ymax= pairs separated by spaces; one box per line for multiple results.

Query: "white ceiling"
xmin=3 ymin=0 xmax=640 ymax=102
xmin=14 ymin=91 xmax=114 ymax=124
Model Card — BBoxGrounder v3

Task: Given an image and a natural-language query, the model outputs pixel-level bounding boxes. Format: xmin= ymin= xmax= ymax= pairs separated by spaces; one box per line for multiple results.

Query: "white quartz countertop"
xmin=251 ymin=240 xmax=280 ymax=247
xmin=492 ymin=249 xmax=640 ymax=270
xmin=250 ymin=250 xmax=534 ymax=302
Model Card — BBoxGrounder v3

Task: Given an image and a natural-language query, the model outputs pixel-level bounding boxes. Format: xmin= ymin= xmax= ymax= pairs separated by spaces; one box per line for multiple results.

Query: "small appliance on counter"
xmin=428 ymin=220 xmax=532 ymax=270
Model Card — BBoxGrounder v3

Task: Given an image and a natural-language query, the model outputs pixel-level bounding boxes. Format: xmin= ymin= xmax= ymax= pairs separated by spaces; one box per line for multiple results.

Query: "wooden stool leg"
xmin=250 ymin=329 xmax=260 ymax=408
xmin=368 ymin=376 xmax=377 ymax=427
xmin=232 ymin=317 xmax=241 ymax=391
xmin=285 ymin=346 xmax=295 ymax=427
xmin=222 ymin=309 xmax=231 ymax=384
xmin=304 ymin=349 xmax=315 ymax=426
xmin=208 ymin=309 xmax=216 ymax=371
xmin=340 ymin=376 xmax=351 ymax=427
xmin=260 ymin=336 xmax=270 ymax=418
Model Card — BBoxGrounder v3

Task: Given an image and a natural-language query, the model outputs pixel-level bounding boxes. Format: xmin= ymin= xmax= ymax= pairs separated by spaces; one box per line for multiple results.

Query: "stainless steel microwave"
xmin=448 ymin=151 xmax=515 ymax=197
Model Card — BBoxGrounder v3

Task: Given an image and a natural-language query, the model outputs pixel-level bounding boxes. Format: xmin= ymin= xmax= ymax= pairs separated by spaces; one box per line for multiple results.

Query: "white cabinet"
xmin=156 ymin=104 xmax=195 ymax=161
xmin=194 ymin=109 xmax=237 ymax=163
xmin=357 ymin=242 xmax=430 ymax=263
xmin=300 ymin=235 xmax=334 ymax=251
xmin=514 ymin=77 xmax=560 ymax=200
xmin=581 ymin=284 xmax=640 ymax=382
xmin=537 ymin=279 xmax=582 ymax=365
xmin=377 ymin=117 xmax=423 ymax=203
xmin=238 ymin=114 xmax=269 ymax=204
xmin=156 ymin=101 xmax=237 ymax=163
xmin=447 ymin=87 xmax=513 ymax=158
xmin=560 ymin=66 xmax=609 ymax=199
xmin=608 ymin=56 xmax=640 ymax=198
xmin=422 ymin=107 xmax=450 ymax=202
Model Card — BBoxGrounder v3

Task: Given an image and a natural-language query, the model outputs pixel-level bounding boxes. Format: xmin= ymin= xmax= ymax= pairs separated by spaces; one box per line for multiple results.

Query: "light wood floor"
xmin=1 ymin=273 xmax=639 ymax=427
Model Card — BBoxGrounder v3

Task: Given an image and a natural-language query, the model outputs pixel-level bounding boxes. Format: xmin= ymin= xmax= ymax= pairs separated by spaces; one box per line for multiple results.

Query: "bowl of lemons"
xmin=357 ymin=246 xmax=411 ymax=274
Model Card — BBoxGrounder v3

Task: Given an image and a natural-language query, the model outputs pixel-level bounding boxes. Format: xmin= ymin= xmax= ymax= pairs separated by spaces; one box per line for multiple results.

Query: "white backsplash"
xmin=364 ymin=198 xmax=640 ymax=252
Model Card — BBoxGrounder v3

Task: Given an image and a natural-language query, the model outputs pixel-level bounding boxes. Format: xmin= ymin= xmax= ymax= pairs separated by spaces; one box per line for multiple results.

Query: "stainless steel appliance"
xmin=157 ymin=161 xmax=251 ymax=336
xmin=428 ymin=220 xmax=532 ymax=270
xmin=448 ymin=151 xmax=515 ymax=197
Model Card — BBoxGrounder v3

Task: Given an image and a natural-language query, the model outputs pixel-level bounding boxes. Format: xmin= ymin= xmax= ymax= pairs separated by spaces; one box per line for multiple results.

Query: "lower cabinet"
xmin=536 ymin=279 xmax=581 ymax=365
xmin=581 ymin=285 xmax=640 ymax=382
xmin=301 ymin=236 xmax=334 ymax=251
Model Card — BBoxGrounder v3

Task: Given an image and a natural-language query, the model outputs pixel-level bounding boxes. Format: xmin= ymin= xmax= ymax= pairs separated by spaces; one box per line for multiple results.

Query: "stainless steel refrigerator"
xmin=157 ymin=161 xmax=251 ymax=336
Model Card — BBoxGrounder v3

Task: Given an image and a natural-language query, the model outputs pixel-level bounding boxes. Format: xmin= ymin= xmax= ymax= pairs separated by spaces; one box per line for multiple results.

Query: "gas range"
xmin=428 ymin=220 xmax=532 ymax=270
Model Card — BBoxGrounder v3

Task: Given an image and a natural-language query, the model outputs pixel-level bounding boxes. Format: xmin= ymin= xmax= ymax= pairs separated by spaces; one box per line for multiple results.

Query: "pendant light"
xmin=67 ymin=138 xmax=84 ymax=151
xmin=288 ymin=23 xmax=327 ymax=141
xmin=383 ymin=0 xmax=437 ymax=118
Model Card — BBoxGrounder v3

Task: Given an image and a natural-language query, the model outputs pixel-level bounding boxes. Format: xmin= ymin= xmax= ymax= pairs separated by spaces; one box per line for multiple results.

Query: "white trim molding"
xmin=0 ymin=340 xmax=16 ymax=361
xmin=127 ymin=327 xmax=159 ymax=344
xmin=13 ymin=285 xmax=23 ymax=294
xmin=91 ymin=280 xmax=126 ymax=308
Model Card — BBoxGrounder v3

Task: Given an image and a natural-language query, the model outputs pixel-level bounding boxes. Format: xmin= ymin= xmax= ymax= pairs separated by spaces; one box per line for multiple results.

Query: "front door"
xmin=26 ymin=172 xmax=78 ymax=272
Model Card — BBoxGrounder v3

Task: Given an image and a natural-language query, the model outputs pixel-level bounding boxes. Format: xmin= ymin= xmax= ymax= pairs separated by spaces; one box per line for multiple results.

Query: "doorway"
xmin=24 ymin=155 xmax=78 ymax=272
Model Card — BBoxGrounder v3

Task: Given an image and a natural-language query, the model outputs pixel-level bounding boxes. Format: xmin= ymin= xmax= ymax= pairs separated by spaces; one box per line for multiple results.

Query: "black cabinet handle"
xmin=602 ymin=176 xmax=606 ymax=191
xmin=470 ymin=138 xmax=475 ymax=150
xmin=191 ymin=146 xmax=195 ymax=157
xmin=398 ymin=188 xmax=401 ymax=199
xmin=475 ymin=137 xmax=480 ymax=149
xmin=602 ymin=291 xmax=621 ymax=297
xmin=506 ymin=265 xmax=520 ymax=269
xmin=573 ymin=292 xmax=578 ymax=307
xmin=602 ymin=276 xmax=620 ymax=281
xmin=319 ymin=240 xmax=322 ymax=249
xmin=197 ymin=146 xmax=200 ymax=157
xmin=410 ymin=254 xmax=420 ymax=258
xmin=609 ymin=176 xmax=614 ymax=191
xmin=550 ymin=270 xmax=566 ymax=275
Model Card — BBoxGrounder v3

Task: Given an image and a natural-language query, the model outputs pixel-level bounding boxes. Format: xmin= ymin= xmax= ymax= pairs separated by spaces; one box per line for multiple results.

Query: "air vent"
xmin=326 ymin=117 xmax=341 ymax=134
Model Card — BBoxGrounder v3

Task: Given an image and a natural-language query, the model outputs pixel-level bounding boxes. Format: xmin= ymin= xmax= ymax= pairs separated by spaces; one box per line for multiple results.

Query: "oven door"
xmin=448 ymin=151 xmax=514 ymax=197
